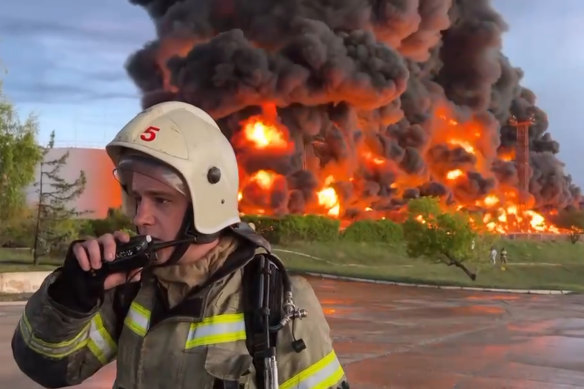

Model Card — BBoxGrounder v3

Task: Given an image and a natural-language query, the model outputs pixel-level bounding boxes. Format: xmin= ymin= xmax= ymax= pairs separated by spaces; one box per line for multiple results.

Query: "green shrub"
xmin=341 ymin=219 xmax=403 ymax=243
xmin=241 ymin=215 xmax=283 ymax=243
xmin=41 ymin=218 xmax=85 ymax=256
xmin=0 ymin=210 xmax=36 ymax=248
xmin=280 ymin=215 xmax=340 ymax=242
xmin=81 ymin=208 xmax=134 ymax=237
xmin=28 ymin=209 xmax=134 ymax=258
xmin=0 ymin=207 xmax=135 ymax=258
xmin=241 ymin=214 xmax=340 ymax=243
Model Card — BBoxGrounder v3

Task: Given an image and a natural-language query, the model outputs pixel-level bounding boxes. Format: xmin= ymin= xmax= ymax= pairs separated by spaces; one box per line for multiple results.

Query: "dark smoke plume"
xmin=126 ymin=0 xmax=582 ymax=216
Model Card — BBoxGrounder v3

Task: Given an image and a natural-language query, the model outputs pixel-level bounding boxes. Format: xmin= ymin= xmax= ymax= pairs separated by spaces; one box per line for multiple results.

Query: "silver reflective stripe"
xmin=281 ymin=350 xmax=345 ymax=389
xmin=124 ymin=302 xmax=151 ymax=337
xmin=185 ymin=313 xmax=246 ymax=349
xmin=87 ymin=314 xmax=117 ymax=364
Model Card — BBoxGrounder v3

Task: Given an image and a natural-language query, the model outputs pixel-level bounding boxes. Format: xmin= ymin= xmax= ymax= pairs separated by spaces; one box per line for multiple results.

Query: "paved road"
xmin=2 ymin=277 xmax=584 ymax=388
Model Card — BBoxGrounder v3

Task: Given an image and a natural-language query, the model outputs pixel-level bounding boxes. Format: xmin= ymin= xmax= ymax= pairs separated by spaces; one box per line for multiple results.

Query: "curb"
xmin=0 ymin=270 xmax=575 ymax=296
xmin=301 ymin=272 xmax=575 ymax=295
xmin=0 ymin=271 xmax=51 ymax=294
xmin=0 ymin=301 xmax=28 ymax=306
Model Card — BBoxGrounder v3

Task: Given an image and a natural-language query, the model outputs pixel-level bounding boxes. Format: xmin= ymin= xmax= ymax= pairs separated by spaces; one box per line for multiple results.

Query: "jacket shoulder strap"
xmin=242 ymin=252 xmax=283 ymax=387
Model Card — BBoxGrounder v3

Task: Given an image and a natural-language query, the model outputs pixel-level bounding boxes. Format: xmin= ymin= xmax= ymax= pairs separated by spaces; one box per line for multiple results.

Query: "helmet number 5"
xmin=140 ymin=126 xmax=160 ymax=142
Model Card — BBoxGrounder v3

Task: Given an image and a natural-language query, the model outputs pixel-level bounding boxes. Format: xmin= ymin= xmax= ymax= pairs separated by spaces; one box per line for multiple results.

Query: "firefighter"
xmin=500 ymin=247 xmax=508 ymax=265
xmin=12 ymin=101 xmax=348 ymax=388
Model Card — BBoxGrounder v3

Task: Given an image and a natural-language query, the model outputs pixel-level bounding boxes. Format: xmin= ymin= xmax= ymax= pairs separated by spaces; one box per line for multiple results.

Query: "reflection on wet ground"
xmin=314 ymin=277 xmax=584 ymax=388
xmin=2 ymin=276 xmax=584 ymax=388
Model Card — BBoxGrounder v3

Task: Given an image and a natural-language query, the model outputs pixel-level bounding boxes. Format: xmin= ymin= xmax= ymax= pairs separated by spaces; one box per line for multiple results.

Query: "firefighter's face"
xmin=129 ymin=171 xmax=189 ymax=263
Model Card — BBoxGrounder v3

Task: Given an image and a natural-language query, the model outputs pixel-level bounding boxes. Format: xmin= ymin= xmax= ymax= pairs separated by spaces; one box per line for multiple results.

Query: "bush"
xmin=81 ymin=208 xmax=134 ymax=237
xmin=0 ymin=207 xmax=135 ymax=258
xmin=281 ymin=215 xmax=340 ymax=242
xmin=341 ymin=219 xmax=403 ymax=243
xmin=40 ymin=218 xmax=86 ymax=256
xmin=34 ymin=208 xmax=134 ymax=257
xmin=241 ymin=214 xmax=340 ymax=243
xmin=241 ymin=215 xmax=283 ymax=243
xmin=0 ymin=210 xmax=36 ymax=248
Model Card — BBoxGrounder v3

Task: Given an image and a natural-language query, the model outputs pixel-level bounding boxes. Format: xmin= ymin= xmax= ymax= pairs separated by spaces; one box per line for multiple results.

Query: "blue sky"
xmin=0 ymin=0 xmax=154 ymax=148
xmin=2 ymin=1 xmax=584 ymax=186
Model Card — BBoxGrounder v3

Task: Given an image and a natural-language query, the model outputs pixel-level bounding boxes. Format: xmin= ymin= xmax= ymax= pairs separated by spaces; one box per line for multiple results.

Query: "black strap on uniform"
xmin=242 ymin=253 xmax=283 ymax=388
xmin=113 ymin=282 xmax=141 ymax=338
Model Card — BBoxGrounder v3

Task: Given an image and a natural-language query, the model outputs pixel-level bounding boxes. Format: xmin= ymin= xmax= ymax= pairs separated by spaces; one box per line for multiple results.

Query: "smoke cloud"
xmin=126 ymin=0 xmax=582 ymax=218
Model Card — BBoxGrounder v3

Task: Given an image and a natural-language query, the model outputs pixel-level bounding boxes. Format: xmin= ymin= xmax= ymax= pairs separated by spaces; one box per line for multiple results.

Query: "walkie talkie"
xmin=90 ymin=234 xmax=195 ymax=278
xmin=91 ymin=235 xmax=155 ymax=278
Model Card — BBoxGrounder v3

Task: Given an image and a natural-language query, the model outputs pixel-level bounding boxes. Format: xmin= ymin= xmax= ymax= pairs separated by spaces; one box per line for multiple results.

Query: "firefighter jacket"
xmin=12 ymin=237 xmax=348 ymax=389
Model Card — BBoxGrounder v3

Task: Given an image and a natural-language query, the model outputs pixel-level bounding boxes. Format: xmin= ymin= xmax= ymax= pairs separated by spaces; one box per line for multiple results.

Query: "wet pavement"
xmin=2 ymin=276 xmax=584 ymax=388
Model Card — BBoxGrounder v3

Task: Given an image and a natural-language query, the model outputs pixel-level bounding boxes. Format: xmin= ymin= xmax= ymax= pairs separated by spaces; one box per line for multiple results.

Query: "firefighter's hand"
xmin=72 ymin=230 xmax=142 ymax=290
xmin=49 ymin=231 xmax=144 ymax=313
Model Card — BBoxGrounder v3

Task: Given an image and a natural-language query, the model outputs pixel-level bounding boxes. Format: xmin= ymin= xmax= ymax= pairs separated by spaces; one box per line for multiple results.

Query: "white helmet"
xmin=106 ymin=101 xmax=241 ymax=235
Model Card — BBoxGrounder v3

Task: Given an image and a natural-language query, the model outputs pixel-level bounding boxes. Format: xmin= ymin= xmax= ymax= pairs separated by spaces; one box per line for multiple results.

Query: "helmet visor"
xmin=113 ymin=154 xmax=188 ymax=197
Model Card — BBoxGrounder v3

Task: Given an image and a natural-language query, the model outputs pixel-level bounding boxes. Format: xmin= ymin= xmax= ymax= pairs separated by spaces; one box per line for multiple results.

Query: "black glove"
xmin=48 ymin=240 xmax=108 ymax=313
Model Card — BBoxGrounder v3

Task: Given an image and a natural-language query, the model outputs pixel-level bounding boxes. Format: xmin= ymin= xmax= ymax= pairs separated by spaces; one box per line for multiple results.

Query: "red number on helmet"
xmin=140 ymin=126 xmax=160 ymax=142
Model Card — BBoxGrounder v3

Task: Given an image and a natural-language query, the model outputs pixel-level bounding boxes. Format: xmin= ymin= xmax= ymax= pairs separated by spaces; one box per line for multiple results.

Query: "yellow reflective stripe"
xmin=280 ymin=350 xmax=345 ymax=389
xmin=186 ymin=330 xmax=247 ymax=349
xmin=124 ymin=302 xmax=151 ymax=337
xmin=87 ymin=341 xmax=105 ymax=364
xmin=185 ymin=313 xmax=246 ymax=349
xmin=87 ymin=313 xmax=117 ymax=364
xmin=18 ymin=313 xmax=91 ymax=359
xmin=22 ymin=312 xmax=90 ymax=348
xmin=19 ymin=312 xmax=118 ymax=362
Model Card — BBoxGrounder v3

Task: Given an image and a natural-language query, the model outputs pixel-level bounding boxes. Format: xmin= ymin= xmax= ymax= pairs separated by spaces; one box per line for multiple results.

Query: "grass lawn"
xmin=274 ymin=238 xmax=584 ymax=292
xmin=0 ymin=248 xmax=61 ymax=272
xmin=1 ymin=238 xmax=583 ymax=292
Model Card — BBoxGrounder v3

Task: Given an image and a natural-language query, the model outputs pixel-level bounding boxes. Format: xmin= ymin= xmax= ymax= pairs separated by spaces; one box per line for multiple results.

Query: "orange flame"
xmin=448 ymin=139 xmax=476 ymax=155
xmin=363 ymin=151 xmax=386 ymax=166
xmin=233 ymin=103 xmax=294 ymax=153
xmin=251 ymin=170 xmax=276 ymax=190
xmin=484 ymin=195 xmax=499 ymax=207
xmin=499 ymin=149 xmax=516 ymax=162
xmin=317 ymin=176 xmax=341 ymax=217
xmin=447 ymin=169 xmax=464 ymax=180
xmin=244 ymin=119 xmax=288 ymax=149
xmin=234 ymin=101 xmax=566 ymax=235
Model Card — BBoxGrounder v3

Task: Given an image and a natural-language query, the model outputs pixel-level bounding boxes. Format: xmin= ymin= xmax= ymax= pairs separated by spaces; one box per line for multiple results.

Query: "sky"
xmin=0 ymin=0 xmax=154 ymax=148
xmin=2 ymin=0 xmax=584 ymax=186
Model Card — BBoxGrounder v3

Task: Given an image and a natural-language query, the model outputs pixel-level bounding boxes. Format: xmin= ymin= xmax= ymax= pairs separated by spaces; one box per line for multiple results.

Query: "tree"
xmin=402 ymin=197 xmax=478 ymax=280
xmin=32 ymin=131 xmax=87 ymax=264
xmin=0 ymin=81 xmax=42 ymax=221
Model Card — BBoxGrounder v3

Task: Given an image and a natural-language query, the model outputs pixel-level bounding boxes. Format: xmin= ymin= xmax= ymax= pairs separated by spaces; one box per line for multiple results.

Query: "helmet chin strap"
xmin=158 ymin=205 xmax=221 ymax=266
